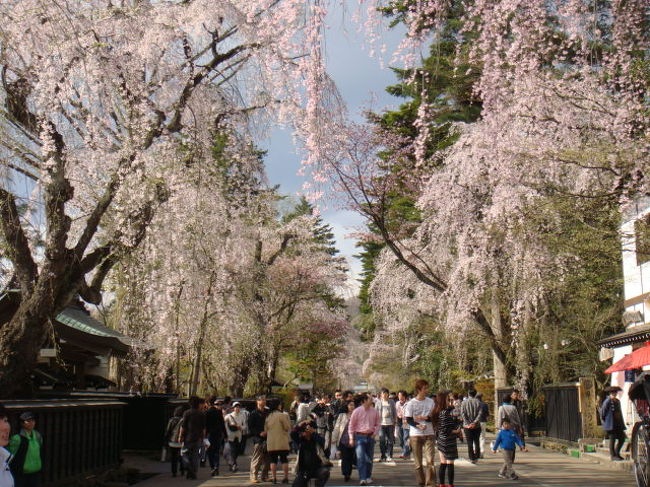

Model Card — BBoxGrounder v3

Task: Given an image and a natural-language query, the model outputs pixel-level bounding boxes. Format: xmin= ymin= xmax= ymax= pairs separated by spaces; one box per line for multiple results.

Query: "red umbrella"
xmin=605 ymin=342 xmax=650 ymax=374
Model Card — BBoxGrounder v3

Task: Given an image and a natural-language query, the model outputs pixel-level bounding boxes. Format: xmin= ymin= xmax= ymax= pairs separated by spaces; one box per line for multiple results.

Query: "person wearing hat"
xmin=224 ymin=402 xmax=246 ymax=472
xmin=8 ymin=412 xmax=42 ymax=487
xmin=205 ymin=395 xmax=227 ymax=477
xmin=600 ymin=386 xmax=626 ymax=461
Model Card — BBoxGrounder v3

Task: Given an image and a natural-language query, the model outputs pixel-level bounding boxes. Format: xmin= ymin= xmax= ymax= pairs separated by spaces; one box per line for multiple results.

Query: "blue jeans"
xmin=400 ymin=424 xmax=411 ymax=457
xmin=379 ymin=425 xmax=394 ymax=459
xmin=354 ymin=434 xmax=375 ymax=481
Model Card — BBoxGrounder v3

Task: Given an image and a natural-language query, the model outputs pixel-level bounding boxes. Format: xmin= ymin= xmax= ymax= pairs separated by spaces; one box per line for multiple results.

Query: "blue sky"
xmin=261 ymin=7 xmax=405 ymax=294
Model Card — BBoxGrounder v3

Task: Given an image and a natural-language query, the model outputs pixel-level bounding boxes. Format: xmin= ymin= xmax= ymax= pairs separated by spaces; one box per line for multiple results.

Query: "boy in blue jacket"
xmin=492 ymin=418 xmax=527 ymax=480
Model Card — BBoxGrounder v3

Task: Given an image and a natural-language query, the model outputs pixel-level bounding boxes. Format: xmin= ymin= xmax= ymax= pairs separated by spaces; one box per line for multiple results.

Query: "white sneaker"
xmin=366 ymin=478 xmax=373 ymax=484
xmin=386 ymin=456 xmax=393 ymax=461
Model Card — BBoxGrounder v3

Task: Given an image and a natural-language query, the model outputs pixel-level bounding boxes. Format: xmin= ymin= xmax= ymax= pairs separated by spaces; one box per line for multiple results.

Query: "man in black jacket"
xmin=205 ymin=396 xmax=227 ymax=477
xmin=291 ymin=420 xmax=330 ymax=487
xmin=248 ymin=395 xmax=270 ymax=483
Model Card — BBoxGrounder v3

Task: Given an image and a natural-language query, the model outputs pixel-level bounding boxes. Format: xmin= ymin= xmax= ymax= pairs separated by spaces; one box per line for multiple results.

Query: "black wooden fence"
xmin=4 ymin=399 xmax=124 ymax=486
xmin=543 ymin=383 xmax=583 ymax=442
xmin=497 ymin=383 xmax=583 ymax=442
xmin=38 ymin=391 xmax=182 ymax=450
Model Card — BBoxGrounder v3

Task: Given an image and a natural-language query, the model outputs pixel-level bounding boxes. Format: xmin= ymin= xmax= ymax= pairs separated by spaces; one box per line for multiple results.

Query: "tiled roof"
xmin=598 ymin=324 xmax=650 ymax=348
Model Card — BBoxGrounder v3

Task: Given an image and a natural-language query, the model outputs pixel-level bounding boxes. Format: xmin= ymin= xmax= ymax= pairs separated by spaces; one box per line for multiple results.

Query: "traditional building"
xmin=598 ymin=196 xmax=650 ymax=426
xmin=0 ymin=291 xmax=148 ymax=392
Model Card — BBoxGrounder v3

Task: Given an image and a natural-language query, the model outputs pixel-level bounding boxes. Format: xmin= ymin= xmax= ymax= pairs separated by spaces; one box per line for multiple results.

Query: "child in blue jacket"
xmin=492 ymin=418 xmax=527 ymax=480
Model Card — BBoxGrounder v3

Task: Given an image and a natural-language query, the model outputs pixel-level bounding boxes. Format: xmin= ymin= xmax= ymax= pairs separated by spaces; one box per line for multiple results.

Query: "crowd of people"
xmin=163 ymin=380 xmax=529 ymax=487
xmin=0 ymin=383 xmax=630 ymax=487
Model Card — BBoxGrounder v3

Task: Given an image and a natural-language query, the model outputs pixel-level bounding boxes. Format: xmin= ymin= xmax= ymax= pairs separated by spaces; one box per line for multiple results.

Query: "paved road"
xmin=129 ymin=443 xmax=638 ymax=487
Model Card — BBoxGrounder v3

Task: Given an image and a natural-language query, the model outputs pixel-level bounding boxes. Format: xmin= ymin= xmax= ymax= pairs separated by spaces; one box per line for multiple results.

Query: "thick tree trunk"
xmin=230 ymin=364 xmax=249 ymax=398
xmin=0 ymin=298 xmax=53 ymax=398
xmin=264 ymin=352 xmax=280 ymax=395
xmin=490 ymin=293 xmax=509 ymax=405
xmin=189 ymin=338 xmax=204 ymax=397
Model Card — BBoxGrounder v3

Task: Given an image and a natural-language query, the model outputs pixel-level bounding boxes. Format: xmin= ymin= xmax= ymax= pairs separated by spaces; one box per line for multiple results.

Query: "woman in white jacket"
xmin=0 ymin=406 xmax=13 ymax=487
xmin=331 ymin=400 xmax=355 ymax=482
xmin=224 ymin=402 xmax=246 ymax=472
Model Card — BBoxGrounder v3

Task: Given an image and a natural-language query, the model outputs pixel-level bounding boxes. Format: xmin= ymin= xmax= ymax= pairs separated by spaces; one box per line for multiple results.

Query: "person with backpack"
xmin=165 ymin=406 xmax=186 ymax=478
xmin=8 ymin=412 xmax=42 ymax=487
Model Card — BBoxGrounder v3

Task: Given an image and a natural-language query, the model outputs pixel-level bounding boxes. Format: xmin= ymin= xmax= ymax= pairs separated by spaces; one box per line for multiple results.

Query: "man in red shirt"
xmin=348 ymin=394 xmax=380 ymax=486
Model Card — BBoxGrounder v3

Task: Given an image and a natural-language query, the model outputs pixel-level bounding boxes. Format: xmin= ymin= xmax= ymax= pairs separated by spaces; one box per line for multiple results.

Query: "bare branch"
xmin=0 ymin=187 xmax=38 ymax=292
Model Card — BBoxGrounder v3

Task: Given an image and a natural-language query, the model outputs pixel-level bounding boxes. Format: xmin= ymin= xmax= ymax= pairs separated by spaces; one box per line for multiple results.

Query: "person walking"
xmin=291 ymin=419 xmax=331 ymax=487
xmin=348 ymin=393 xmax=380 ymax=486
xmin=460 ymin=390 xmax=482 ymax=464
xmin=225 ymin=402 xmax=246 ymax=472
xmin=476 ymin=393 xmax=488 ymax=459
xmin=396 ymin=391 xmax=411 ymax=459
xmin=492 ymin=418 xmax=527 ymax=480
xmin=205 ymin=396 xmax=227 ymax=477
xmin=296 ymin=394 xmax=312 ymax=424
xmin=179 ymin=396 xmax=206 ymax=480
xmin=8 ymin=412 xmax=43 ymax=487
xmin=332 ymin=400 xmax=355 ymax=482
xmin=240 ymin=403 xmax=251 ymax=456
xmin=405 ymin=379 xmax=436 ymax=487
xmin=265 ymin=400 xmax=292 ymax=484
xmin=433 ymin=391 xmax=462 ymax=487
xmin=249 ymin=395 xmax=271 ymax=483
xmin=511 ymin=390 xmax=525 ymax=436
xmin=496 ymin=395 xmax=522 ymax=435
xmin=377 ymin=388 xmax=397 ymax=462
xmin=0 ymin=406 xmax=14 ymax=487
xmin=600 ymin=386 xmax=626 ymax=461
xmin=165 ymin=406 xmax=186 ymax=478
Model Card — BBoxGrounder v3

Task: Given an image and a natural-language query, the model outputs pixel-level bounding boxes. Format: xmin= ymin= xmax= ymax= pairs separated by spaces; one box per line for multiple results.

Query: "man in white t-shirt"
xmin=404 ymin=379 xmax=436 ymax=487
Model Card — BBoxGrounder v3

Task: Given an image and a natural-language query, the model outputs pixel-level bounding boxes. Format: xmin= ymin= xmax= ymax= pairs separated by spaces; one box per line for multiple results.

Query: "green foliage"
xmin=521 ymin=196 xmax=623 ymax=391
xmin=355 ymin=5 xmax=481 ymax=348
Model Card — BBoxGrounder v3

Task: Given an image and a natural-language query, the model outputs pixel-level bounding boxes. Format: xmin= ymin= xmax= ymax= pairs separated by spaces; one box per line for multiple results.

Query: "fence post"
xmin=579 ymin=377 xmax=600 ymax=440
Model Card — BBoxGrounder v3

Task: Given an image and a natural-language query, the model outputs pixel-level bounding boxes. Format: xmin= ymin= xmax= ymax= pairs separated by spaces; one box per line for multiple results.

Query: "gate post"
xmin=579 ymin=376 xmax=600 ymax=440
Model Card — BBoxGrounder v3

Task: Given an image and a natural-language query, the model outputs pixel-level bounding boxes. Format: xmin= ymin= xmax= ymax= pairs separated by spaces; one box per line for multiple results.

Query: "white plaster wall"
xmin=610 ymin=198 xmax=650 ymax=426
xmin=621 ymin=198 xmax=650 ymax=308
